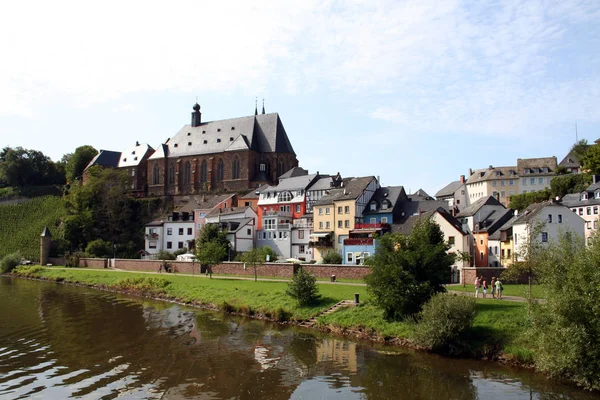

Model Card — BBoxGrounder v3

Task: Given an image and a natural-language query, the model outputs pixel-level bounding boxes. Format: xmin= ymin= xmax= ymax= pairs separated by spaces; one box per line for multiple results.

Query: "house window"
xmin=509 ymin=179 xmax=514 ymax=186
xmin=263 ymin=232 xmax=267 ymax=239
xmin=299 ymin=245 xmax=305 ymax=253
xmin=345 ymin=206 xmax=350 ymax=213
xmin=489 ymin=246 xmax=492 ymax=253
xmin=501 ymin=249 xmax=505 ymax=258
xmin=492 ymin=181 xmax=497 ymax=187
xmin=319 ymin=222 xmax=323 ymax=229
xmin=338 ymin=221 xmax=343 ymax=228
xmin=167 ymin=228 xmax=172 ymax=235
xmin=579 ymin=208 xmax=584 ymax=215
xmin=538 ymin=178 xmax=544 ymax=184
xmin=345 ymin=220 xmax=350 ymax=228
xmin=326 ymin=221 xmax=331 ymax=229
xmin=187 ymin=228 xmax=192 ymax=235
xmin=501 ymin=180 xmax=505 ymax=186
xmin=167 ymin=242 xmax=172 ymax=249
xmin=232 ymin=157 xmax=241 ymax=179
xmin=296 ymin=204 xmax=301 ymax=213
xmin=380 ymin=217 xmax=388 ymax=224
xmin=184 ymin=161 xmax=191 ymax=184
xmin=132 ymin=169 xmax=136 ymax=177
xmin=179 ymin=228 xmax=184 ymax=235
xmin=541 ymin=232 xmax=548 ymax=242
xmin=480 ymin=252 xmax=484 ymax=260
xmin=448 ymin=236 xmax=455 ymax=245
xmin=595 ymin=221 xmax=598 ymax=230
xmin=152 ymin=164 xmax=160 ymax=185
xmin=338 ymin=206 xmax=343 ymax=214
xmin=522 ymin=179 xmax=527 ymax=186
xmin=370 ymin=217 xmax=376 ymax=223
xmin=583 ymin=193 xmax=588 ymax=200
xmin=299 ymin=231 xmax=304 ymax=239
xmin=149 ymin=241 xmax=157 ymax=249
xmin=514 ymin=234 xmax=517 ymax=244
xmin=370 ymin=203 xmax=377 ymax=211
xmin=558 ymin=214 xmax=562 ymax=223
xmin=217 ymin=159 xmax=224 ymax=181
xmin=530 ymin=178 xmax=535 ymax=185
xmin=495 ymin=246 xmax=498 ymax=254
xmin=480 ymin=239 xmax=483 ymax=245
xmin=347 ymin=253 xmax=353 ymax=263
xmin=595 ymin=207 xmax=599 ymax=215
xmin=501 ymin=191 xmax=505 ymax=198
xmin=318 ymin=208 xmax=323 ymax=215
xmin=168 ymin=165 xmax=175 ymax=184
xmin=325 ymin=207 xmax=330 ymax=215
xmin=587 ymin=207 xmax=592 ymax=215
xmin=381 ymin=202 xmax=389 ymax=210
xmin=587 ymin=222 xmax=592 ymax=230
xmin=548 ymin=214 xmax=552 ymax=223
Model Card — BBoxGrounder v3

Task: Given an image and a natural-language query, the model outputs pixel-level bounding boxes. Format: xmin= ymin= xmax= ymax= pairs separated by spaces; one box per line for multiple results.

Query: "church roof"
xmin=149 ymin=112 xmax=295 ymax=160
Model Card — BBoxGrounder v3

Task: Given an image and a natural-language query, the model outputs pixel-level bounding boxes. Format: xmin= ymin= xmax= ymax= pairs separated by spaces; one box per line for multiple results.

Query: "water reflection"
xmin=0 ymin=277 xmax=597 ymax=400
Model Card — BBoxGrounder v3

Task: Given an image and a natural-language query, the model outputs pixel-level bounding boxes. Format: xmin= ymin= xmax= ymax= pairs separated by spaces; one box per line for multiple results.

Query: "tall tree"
xmin=66 ymin=145 xmax=98 ymax=183
xmin=195 ymin=240 xmax=227 ymax=278
xmin=239 ymin=246 xmax=268 ymax=282
xmin=365 ymin=218 xmax=454 ymax=320
xmin=581 ymin=143 xmax=600 ymax=175
xmin=0 ymin=146 xmax=65 ymax=187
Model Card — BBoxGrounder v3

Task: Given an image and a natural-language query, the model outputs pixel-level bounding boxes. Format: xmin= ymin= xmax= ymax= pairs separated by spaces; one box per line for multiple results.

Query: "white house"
xmin=561 ymin=177 xmax=600 ymax=246
xmin=512 ymin=201 xmax=585 ymax=261
xmin=144 ymin=210 xmax=196 ymax=256
xmin=204 ymin=207 xmax=258 ymax=255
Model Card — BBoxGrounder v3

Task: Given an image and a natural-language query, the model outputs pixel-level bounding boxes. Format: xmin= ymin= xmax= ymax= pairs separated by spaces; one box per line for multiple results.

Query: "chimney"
xmin=469 ymin=168 xmax=473 ymax=176
xmin=191 ymin=103 xmax=202 ymax=127
xmin=135 ymin=141 xmax=139 ymax=146
xmin=594 ymin=175 xmax=600 ymax=184
xmin=460 ymin=175 xmax=465 ymax=184
xmin=489 ymin=165 xmax=493 ymax=170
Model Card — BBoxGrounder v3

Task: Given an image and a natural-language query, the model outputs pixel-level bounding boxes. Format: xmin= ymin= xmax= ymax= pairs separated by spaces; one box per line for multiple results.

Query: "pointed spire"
xmin=255 ymin=97 xmax=258 ymax=116
xmin=261 ymin=98 xmax=265 ymax=115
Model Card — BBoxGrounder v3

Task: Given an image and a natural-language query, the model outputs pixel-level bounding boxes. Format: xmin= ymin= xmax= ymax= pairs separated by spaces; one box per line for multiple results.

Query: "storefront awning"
xmin=309 ymin=232 xmax=331 ymax=238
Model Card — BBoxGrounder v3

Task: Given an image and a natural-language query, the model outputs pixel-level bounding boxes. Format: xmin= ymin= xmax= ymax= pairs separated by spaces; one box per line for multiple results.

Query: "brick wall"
xmin=461 ymin=267 xmax=506 ymax=285
xmin=79 ymin=258 xmax=108 ymax=268
xmin=112 ymin=259 xmax=370 ymax=280
xmin=48 ymin=257 xmax=66 ymax=266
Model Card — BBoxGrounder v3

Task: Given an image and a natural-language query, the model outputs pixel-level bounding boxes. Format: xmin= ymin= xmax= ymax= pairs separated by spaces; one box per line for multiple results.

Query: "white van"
xmin=176 ymin=253 xmax=197 ymax=262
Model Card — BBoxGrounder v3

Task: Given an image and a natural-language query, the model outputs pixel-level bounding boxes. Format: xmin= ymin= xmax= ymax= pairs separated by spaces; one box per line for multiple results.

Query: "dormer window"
xmin=188 ymin=142 xmax=192 ymax=146
xmin=174 ymin=144 xmax=178 ymax=148
xmin=495 ymin=171 xmax=501 ymax=176
xmin=217 ymin=128 xmax=221 ymax=132
xmin=230 ymin=137 xmax=234 ymax=141
xmin=543 ymin=167 xmax=549 ymax=173
xmin=524 ymin=168 xmax=530 ymax=174
xmin=595 ymin=192 xmax=600 ymax=199
xmin=370 ymin=202 xmax=377 ymax=211
xmin=381 ymin=200 xmax=390 ymax=210
xmin=134 ymin=157 xmax=138 ymax=160
xmin=202 ymin=130 xmax=206 ymax=134
xmin=203 ymin=140 xmax=207 ymax=144
xmin=217 ymin=138 xmax=221 ymax=143
xmin=187 ymin=132 xmax=191 ymax=136
xmin=582 ymin=193 xmax=588 ymax=200
xmin=131 ymin=151 xmax=135 ymax=155
xmin=231 ymin=127 xmax=235 ymax=130
xmin=123 ymin=158 xmax=127 ymax=162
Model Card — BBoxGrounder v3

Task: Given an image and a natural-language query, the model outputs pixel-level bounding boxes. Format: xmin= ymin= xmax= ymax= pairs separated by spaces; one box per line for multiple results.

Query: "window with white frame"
xmin=541 ymin=232 xmax=548 ymax=242
xmin=299 ymin=245 xmax=305 ymax=253
xmin=595 ymin=206 xmax=598 ymax=215
xmin=530 ymin=178 xmax=535 ymax=185
xmin=548 ymin=214 xmax=552 ymax=223
xmin=370 ymin=217 xmax=376 ymax=223
xmin=381 ymin=217 xmax=388 ymax=223
xmin=299 ymin=230 xmax=304 ymax=239
xmin=319 ymin=222 xmax=323 ymax=229
xmin=345 ymin=206 xmax=350 ymax=213
xmin=344 ymin=220 xmax=350 ymax=228
xmin=325 ymin=221 xmax=330 ymax=229
xmin=318 ymin=208 xmax=323 ymax=215
xmin=338 ymin=220 xmax=343 ymax=228
xmin=149 ymin=241 xmax=157 ymax=249
xmin=588 ymin=207 xmax=592 ymax=215
xmin=558 ymin=214 xmax=562 ymax=223
xmin=296 ymin=204 xmax=301 ymax=213
xmin=346 ymin=253 xmax=353 ymax=263
xmin=325 ymin=207 xmax=330 ymax=215
xmin=370 ymin=203 xmax=377 ymax=211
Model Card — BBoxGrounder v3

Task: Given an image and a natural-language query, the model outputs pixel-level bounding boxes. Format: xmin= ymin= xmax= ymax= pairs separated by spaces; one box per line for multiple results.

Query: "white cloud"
xmin=0 ymin=0 xmax=598 ymax=140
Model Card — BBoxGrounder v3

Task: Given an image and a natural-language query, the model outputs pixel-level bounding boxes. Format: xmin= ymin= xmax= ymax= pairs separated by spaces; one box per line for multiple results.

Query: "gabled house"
xmin=435 ymin=175 xmax=467 ymax=215
xmin=205 ymin=206 xmax=258 ymax=255
xmin=561 ymin=176 xmax=600 ymax=245
xmin=465 ymin=166 xmax=519 ymax=207
xmin=391 ymin=207 xmax=470 ymax=283
xmin=312 ymin=176 xmax=379 ymax=261
xmin=144 ymin=210 xmax=196 ymax=256
xmin=512 ymin=201 xmax=585 ymax=260
xmin=363 ymin=186 xmax=407 ymax=225
xmin=83 ymin=142 xmax=155 ymax=196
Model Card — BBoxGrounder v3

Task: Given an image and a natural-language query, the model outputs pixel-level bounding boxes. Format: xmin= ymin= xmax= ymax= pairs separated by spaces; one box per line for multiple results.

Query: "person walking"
xmin=491 ymin=277 xmax=497 ymax=299
xmin=482 ymin=278 xmax=488 ymax=299
xmin=495 ymin=278 xmax=503 ymax=299
xmin=474 ymin=276 xmax=481 ymax=298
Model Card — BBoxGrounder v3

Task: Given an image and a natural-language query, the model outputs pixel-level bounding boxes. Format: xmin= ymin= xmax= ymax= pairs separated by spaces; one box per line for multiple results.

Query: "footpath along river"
xmin=0 ymin=276 xmax=596 ymax=399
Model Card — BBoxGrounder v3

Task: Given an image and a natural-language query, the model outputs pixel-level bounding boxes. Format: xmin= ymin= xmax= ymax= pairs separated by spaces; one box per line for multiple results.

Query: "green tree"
xmin=508 ymin=189 xmax=551 ymax=211
xmin=581 ymin=142 xmax=600 ymax=174
xmin=286 ymin=266 xmax=320 ymax=306
xmin=239 ymin=246 xmax=269 ymax=282
xmin=321 ymin=251 xmax=342 ymax=264
xmin=195 ymin=240 xmax=227 ymax=278
xmin=528 ymin=233 xmax=600 ymax=390
xmin=85 ymin=239 xmax=112 ymax=257
xmin=365 ymin=218 xmax=454 ymax=320
xmin=66 ymin=145 xmax=98 ymax=183
xmin=571 ymin=139 xmax=589 ymax=165
xmin=549 ymin=173 xmax=592 ymax=199
xmin=0 ymin=146 xmax=65 ymax=187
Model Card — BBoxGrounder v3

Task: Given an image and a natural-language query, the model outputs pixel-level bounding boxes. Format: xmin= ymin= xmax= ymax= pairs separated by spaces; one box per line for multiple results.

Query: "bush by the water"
xmin=321 ymin=251 xmax=342 ymax=265
xmin=85 ymin=239 xmax=112 ymax=258
xmin=12 ymin=265 xmax=45 ymax=278
xmin=528 ymin=234 xmax=600 ymax=391
xmin=286 ymin=267 xmax=320 ymax=306
xmin=112 ymin=277 xmax=171 ymax=295
xmin=0 ymin=251 xmax=22 ymax=273
xmin=412 ymin=294 xmax=477 ymax=356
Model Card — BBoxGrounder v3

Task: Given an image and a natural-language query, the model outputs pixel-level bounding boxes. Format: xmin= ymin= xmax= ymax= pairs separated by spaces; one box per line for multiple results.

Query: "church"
xmin=146 ymin=103 xmax=298 ymax=196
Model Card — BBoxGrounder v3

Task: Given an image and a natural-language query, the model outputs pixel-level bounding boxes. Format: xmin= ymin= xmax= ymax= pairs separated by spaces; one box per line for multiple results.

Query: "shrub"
xmin=65 ymin=251 xmax=86 ymax=267
xmin=1 ymin=251 xmax=22 ymax=273
xmin=173 ymin=248 xmax=188 ymax=256
xmin=322 ymin=251 xmax=342 ymax=264
xmin=112 ymin=277 xmax=171 ymax=295
xmin=286 ymin=267 xmax=320 ymax=306
xmin=85 ymin=239 xmax=112 ymax=258
xmin=262 ymin=246 xmax=279 ymax=262
xmin=154 ymin=250 xmax=176 ymax=261
xmin=13 ymin=265 xmax=45 ymax=278
xmin=412 ymin=294 xmax=477 ymax=356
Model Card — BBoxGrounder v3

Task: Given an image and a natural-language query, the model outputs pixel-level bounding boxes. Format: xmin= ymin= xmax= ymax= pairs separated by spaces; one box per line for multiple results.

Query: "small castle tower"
xmin=40 ymin=227 xmax=52 ymax=265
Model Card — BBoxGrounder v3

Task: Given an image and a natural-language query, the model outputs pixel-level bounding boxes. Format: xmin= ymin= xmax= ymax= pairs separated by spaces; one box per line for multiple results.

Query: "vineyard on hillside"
xmin=0 ymin=196 xmax=66 ymax=261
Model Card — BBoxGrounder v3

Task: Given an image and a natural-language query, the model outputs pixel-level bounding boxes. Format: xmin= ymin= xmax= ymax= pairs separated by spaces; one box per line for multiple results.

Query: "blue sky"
xmin=1 ymin=0 xmax=599 ymax=195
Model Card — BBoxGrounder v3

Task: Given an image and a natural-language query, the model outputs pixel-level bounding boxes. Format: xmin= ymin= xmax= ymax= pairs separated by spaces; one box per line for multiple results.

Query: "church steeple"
xmin=261 ymin=98 xmax=265 ymax=115
xmin=191 ymin=103 xmax=202 ymax=127
xmin=255 ymin=97 xmax=258 ymax=116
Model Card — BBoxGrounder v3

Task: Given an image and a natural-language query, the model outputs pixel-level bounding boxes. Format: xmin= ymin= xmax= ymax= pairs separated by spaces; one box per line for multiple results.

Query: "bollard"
xmin=354 ymin=293 xmax=360 ymax=304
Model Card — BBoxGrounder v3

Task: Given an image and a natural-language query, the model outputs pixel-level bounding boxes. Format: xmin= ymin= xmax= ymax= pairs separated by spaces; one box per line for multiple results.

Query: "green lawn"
xmin=448 ymin=283 xmax=546 ymax=299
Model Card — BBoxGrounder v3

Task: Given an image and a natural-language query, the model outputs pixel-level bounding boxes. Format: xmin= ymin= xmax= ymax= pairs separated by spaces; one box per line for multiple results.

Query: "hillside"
xmin=0 ymin=196 xmax=66 ymax=261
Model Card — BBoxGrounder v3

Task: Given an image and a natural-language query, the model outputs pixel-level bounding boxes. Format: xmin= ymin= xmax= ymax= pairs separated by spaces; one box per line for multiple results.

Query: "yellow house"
xmin=312 ymin=176 xmax=378 ymax=262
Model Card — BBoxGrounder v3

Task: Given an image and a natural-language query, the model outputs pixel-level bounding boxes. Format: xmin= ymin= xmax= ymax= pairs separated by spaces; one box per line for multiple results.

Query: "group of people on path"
xmin=474 ymin=275 xmax=503 ymax=299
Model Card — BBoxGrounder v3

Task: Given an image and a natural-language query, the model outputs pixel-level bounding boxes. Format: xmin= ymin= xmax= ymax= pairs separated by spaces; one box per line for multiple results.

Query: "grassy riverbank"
xmin=8 ymin=266 xmax=533 ymax=361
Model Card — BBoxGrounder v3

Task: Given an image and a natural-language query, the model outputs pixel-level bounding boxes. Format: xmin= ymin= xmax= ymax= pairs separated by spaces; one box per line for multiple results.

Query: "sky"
xmin=1 ymin=0 xmax=599 ymax=195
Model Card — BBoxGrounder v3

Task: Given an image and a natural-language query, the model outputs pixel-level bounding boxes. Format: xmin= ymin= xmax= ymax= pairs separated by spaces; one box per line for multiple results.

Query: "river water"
xmin=0 ymin=276 xmax=596 ymax=400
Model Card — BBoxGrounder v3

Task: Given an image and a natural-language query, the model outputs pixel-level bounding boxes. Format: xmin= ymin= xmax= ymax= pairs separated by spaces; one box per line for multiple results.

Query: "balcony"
xmin=145 ymin=233 xmax=159 ymax=240
xmin=293 ymin=220 xmax=313 ymax=229
xmin=354 ymin=223 xmax=383 ymax=230
xmin=264 ymin=209 xmax=292 ymax=218
xmin=308 ymin=239 xmax=333 ymax=248
xmin=344 ymin=238 xmax=374 ymax=246
xmin=278 ymin=223 xmax=291 ymax=230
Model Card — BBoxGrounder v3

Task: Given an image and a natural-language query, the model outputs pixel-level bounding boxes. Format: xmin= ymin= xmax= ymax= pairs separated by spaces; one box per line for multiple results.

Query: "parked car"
xmin=176 ymin=253 xmax=197 ymax=262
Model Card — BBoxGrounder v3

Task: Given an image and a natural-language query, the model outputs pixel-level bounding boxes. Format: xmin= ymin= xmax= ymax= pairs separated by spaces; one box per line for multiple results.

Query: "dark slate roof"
xmin=475 ymin=208 xmax=514 ymax=234
xmin=391 ymin=208 xmax=465 ymax=236
xmin=176 ymin=193 xmax=236 ymax=213
xmin=437 ymin=209 xmax=468 ymax=235
xmin=466 ymin=166 xmax=518 ymax=184
xmin=207 ymin=206 xmax=253 ymax=218
xmin=561 ymin=193 xmax=600 ymax=208
xmin=397 ymin=198 xmax=449 ymax=222
xmin=512 ymin=201 xmax=554 ymax=225
xmin=279 ymin=167 xmax=308 ymax=179
xmin=517 ymin=157 xmax=557 ymax=175
xmin=218 ymin=218 xmax=253 ymax=233
xmin=456 ymin=196 xmax=503 ymax=217
xmin=314 ymin=176 xmax=376 ymax=205
xmin=435 ymin=181 xmax=463 ymax=199
xmin=489 ymin=215 xmax=518 ymax=240
xmin=363 ymin=186 xmax=405 ymax=215
xmin=85 ymin=150 xmax=121 ymax=170
xmin=240 ymin=184 xmax=269 ymax=199
xmin=559 ymin=149 xmax=587 ymax=169
xmin=150 ymin=113 xmax=295 ymax=160
xmin=413 ymin=189 xmax=431 ymax=198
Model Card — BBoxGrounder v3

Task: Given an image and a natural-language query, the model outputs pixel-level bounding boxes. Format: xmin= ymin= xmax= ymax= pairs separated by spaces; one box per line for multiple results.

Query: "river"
xmin=0 ymin=276 xmax=596 ymax=399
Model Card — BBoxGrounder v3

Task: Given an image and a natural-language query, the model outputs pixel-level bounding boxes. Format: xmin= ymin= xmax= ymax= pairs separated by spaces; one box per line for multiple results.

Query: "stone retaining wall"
xmin=461 ymin=267 xmax=506 ymax=285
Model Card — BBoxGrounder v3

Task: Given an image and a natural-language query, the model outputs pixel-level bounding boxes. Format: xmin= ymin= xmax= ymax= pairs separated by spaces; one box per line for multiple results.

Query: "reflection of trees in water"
xmin=357 ymin=351 xmax=477 ymax=400
xmin=288 ymin=333 xmax=317 ymax=375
